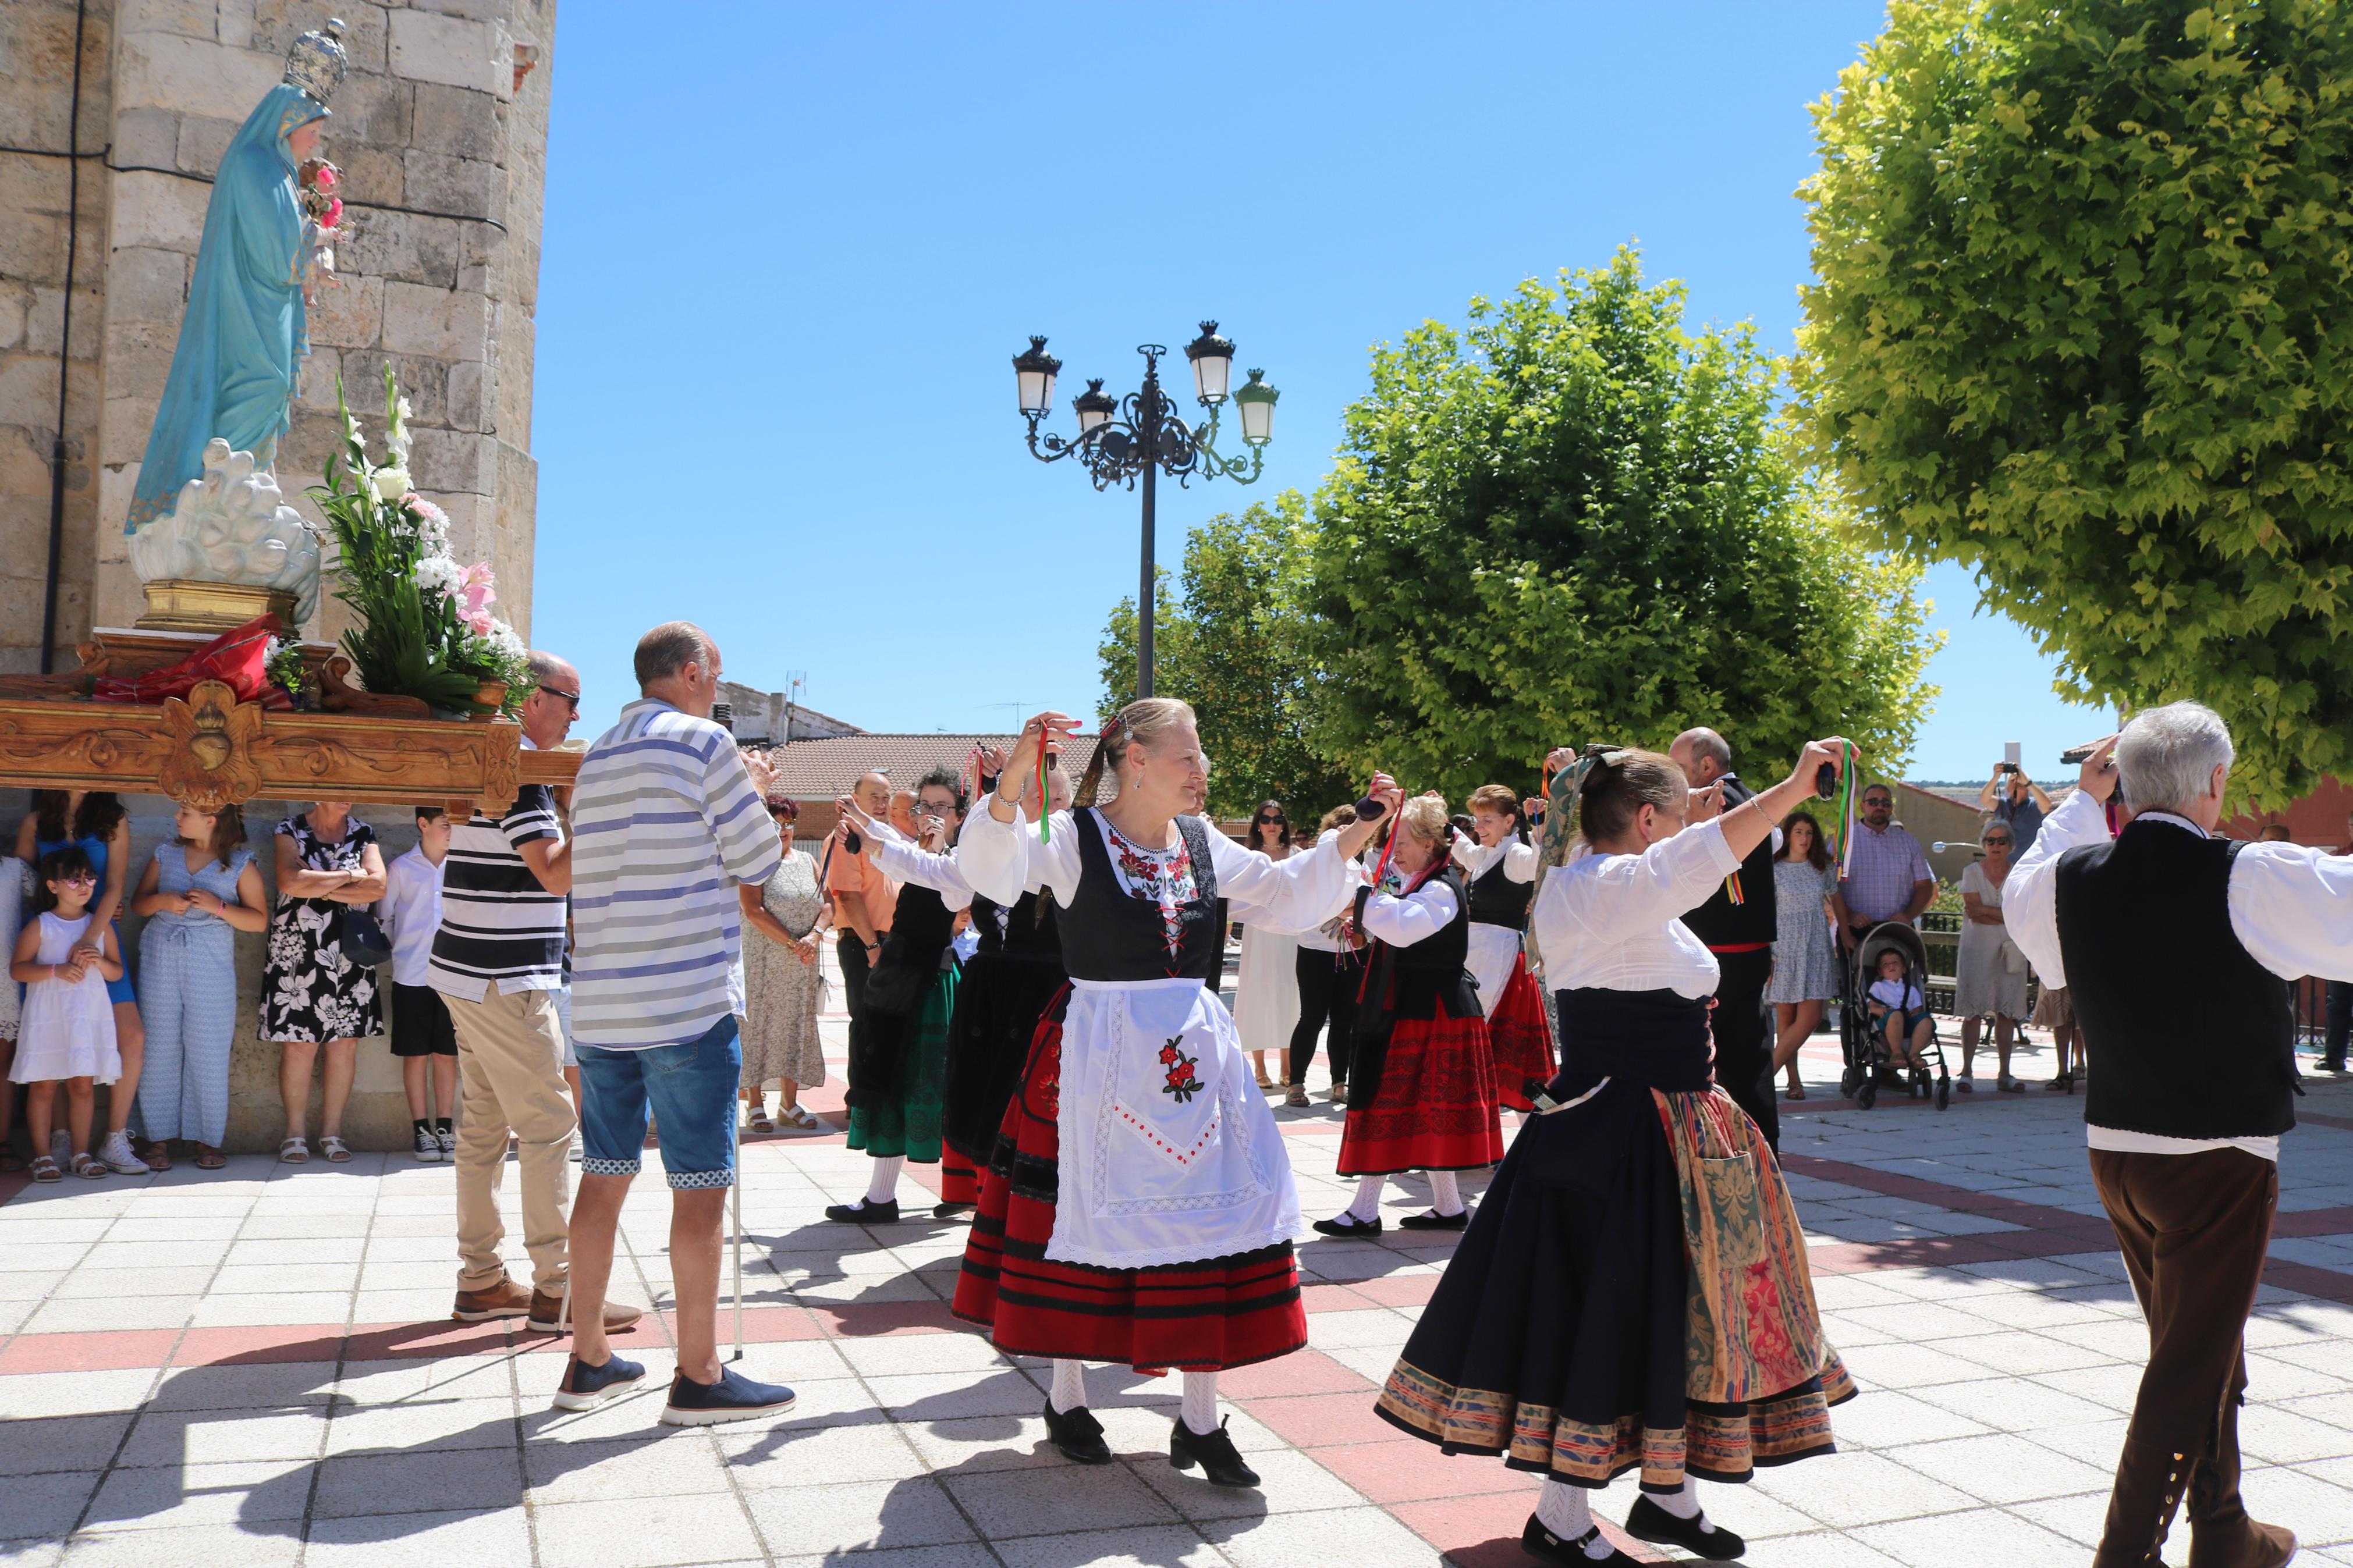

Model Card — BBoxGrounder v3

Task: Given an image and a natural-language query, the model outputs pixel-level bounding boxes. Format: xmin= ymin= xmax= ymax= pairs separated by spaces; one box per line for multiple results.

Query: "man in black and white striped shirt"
xmin=430 ymin=649 xmax=641 ymax=1335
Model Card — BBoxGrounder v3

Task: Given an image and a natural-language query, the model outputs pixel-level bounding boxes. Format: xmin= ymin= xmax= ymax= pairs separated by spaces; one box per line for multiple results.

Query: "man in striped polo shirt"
xmin=556 ymin=622 xmax=795 ymax=1425
xmin=432 ymin=651 xmax=645 ymax=1337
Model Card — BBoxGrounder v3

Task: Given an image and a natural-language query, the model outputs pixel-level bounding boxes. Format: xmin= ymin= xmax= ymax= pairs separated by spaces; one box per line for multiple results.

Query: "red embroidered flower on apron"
xmin=1160 ymin=1037 xmax=1203 ymax=1104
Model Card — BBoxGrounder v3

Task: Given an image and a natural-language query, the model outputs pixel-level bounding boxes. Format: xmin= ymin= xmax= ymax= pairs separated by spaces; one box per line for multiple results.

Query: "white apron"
xmin=1465 ymin=922 xmax=1522 ymax=1022
xmin=1048 ymin=976 xmax=1304 ymax=1270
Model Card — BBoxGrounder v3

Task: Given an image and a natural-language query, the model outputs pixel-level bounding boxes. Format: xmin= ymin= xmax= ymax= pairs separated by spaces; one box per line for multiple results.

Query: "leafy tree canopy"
xmin=1302 ymin=250 xmax=1939 ymax=802
xmin=1097 ymin=493 xmax=1354 ymax=819
xmin=1795 ymin=0 xmax=2353 ymax=806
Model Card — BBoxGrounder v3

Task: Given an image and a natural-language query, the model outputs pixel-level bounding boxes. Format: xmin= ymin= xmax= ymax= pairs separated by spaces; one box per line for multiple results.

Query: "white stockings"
xmin=1536 ymin=1480 xmax=1610 ymax=1557
xmin=1048 ymin=1357 xmax=1086 ymax=1414
xmin=865 ymin=1154 xmax=904 ymax=1205
xmin=1348 ymin=1174 xmax=1386 ymax=1221
xmin=1046 ymin=1360 xmax=1220 ymax=1435
xmin=1428 ymin=1169 xmax=1464 ymax=1216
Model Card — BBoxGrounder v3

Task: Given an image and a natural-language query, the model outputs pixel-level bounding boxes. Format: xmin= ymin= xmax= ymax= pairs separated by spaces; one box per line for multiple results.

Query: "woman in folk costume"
xmin=937 ymin=753 xmax=1075 ymax=1219
xmin=954 ymin=700 xmax=1393 ymax=1487
xmin=1453 ymin=783 xmax=1557 ymax=1110
xmin=822 ymin=767 xmax=969 ymax=1224
xmin=1375 ymin=741 xmax=1857 ymax=1566
xmin=1315 ymin=794 xmax=1504 ymax=1235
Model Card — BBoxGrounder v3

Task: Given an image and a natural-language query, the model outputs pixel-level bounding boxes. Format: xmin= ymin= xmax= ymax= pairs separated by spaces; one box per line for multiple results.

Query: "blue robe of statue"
xmin=127 ymin=84 xmax=328 ymax=533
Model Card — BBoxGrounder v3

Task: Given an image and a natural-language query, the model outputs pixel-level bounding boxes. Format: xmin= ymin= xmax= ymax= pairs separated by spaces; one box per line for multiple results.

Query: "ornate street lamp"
xmin=1011 ymin=322 xmax=1278 ymax=698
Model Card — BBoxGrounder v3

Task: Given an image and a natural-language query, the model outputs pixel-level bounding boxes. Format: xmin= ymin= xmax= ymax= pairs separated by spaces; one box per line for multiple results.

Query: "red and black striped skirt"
xmin=1486 ymin=955 xmax=1557 ymax=1112
xmin=939 ymin=1151 xmax=981 ymax=1207
xmin=1337 ymin=1000 xmax=1506 ymax=1177
xmin=951 ymin=1001 xmax=1308 ymax=1374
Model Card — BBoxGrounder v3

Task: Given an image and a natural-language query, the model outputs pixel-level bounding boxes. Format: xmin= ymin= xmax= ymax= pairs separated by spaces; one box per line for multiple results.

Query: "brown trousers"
xmin=445 ymin=987 xmax=579 ymax=1295
xmin=2088 ymin=1146 xmax=2277 ymax=1568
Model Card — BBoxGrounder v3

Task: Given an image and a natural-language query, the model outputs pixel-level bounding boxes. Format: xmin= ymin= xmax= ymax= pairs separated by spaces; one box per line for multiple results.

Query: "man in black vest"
xmin=1671 ymin=727 xmax=1780 ymax=1149
xmin=2009 ymin=703 xmax=2346 ymax=1568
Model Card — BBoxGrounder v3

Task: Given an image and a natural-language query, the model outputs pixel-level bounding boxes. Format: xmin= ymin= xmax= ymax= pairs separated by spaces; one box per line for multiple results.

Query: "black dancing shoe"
xmin=1310 ymin=1211 xmax=1383 ymax=1236
xmin=933 ymin=1201 xmax=975 ymax=1222
xmin=1521 ymin=1515 xmax=1635 ymax=1564
xmin=1169 ymin=1415 xmax=1260 ymax=1487
xmin=1398 ymin=1207 xmax=1469 ymax=1231
xmin=1624 ymin=1492 xmax=1746 ymax=1560
xmin=822 ymin=1197 xmax=900 ymax=1224
xmin=1041 ymin=1397 xmax=1112 ymax=1464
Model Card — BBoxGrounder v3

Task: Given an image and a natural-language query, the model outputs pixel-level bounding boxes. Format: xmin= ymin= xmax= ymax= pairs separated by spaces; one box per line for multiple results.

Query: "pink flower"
xmin=313 ymin=164 xmax=338 ymax=192
xmin=455 ymin=561 xmax=496 ymax=629
xmin=320 ymin=197 xmax=343 ymax=229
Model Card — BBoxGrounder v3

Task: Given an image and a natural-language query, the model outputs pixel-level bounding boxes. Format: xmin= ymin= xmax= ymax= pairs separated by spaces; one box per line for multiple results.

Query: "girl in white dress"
xmin=10 ymin=846 xmax=125 ymax=1181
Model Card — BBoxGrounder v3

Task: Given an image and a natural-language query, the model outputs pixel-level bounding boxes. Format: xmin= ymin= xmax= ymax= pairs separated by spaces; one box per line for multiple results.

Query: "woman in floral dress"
xmin=260 ymin=802 xmax=386 ymax=1162
xmin=739 ymin=797 xmax=829 ymax=1131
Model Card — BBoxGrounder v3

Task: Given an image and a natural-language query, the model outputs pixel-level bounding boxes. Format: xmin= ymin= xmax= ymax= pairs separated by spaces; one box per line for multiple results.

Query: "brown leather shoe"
xmin=2188 ymin=1519 xmax=2297 ymax=1568
xmin=451 ymin=1274 xmax=534 ymax=1321
xmin=527 ymin=1287 xmax=646 ymax=1334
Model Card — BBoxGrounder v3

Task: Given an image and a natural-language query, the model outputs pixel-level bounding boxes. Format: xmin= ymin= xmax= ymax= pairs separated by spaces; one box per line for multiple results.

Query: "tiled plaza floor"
xmin=8 ymin=990 xmax=2353 ymax=1566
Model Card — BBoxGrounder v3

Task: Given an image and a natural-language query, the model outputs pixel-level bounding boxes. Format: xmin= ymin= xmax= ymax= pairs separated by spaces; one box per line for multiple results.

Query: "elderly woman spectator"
xmin=1767 ymin=809 xmax=1840 ymax=1100
xmin=1955 ymin=820 xmax=2030 ymax=1092
xmin=739 ymin=792 xmax=829 ymax=1132
xmin=260 ymin=800 xmax=386 ymax=1162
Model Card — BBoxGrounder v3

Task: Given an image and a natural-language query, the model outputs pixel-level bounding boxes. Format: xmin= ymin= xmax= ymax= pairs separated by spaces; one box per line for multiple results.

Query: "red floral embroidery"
xmin=1160 ymin=1037 xmax=1203 ymax=1104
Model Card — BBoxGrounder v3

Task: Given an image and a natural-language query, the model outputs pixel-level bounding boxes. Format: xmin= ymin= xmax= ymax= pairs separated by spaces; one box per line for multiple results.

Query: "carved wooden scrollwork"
xmin=158 ymin=681 xmax=264 ymax=810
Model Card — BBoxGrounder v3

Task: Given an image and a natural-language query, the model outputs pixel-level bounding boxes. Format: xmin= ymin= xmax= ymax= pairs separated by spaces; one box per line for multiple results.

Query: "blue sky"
xmin=530 ymin=2 xmax=2106 ymax=784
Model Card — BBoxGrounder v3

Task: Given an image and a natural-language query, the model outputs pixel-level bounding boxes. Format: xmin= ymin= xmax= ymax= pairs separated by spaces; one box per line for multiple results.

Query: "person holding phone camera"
xmin=1978 ymin=760 xmax=2054 ymax=854
xmin=2007 ymin=705 xmax=2353 ymax=1568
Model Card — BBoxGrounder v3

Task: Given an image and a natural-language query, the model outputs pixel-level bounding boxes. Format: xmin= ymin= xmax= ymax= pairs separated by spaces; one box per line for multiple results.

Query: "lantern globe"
xmin=1232 ymin=368 xmax=1278 ymax=446
xmin=1184 ymin=321 xmax=1236 ymax=405
xmin=1013 ymin=335 xmax=1061 ymax=416
xmin=1073 ymin=378 xmax=1117 ymax=435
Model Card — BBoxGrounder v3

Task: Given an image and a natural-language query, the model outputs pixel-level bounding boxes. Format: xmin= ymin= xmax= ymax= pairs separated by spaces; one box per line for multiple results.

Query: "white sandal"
xmin=279 ymin=1137 xmax=310 ymax=1164
xmin=782 ymin=1104 xmax=822 ymax=1131
xmin=319 ymin=1134 xmax=352 ymax=1163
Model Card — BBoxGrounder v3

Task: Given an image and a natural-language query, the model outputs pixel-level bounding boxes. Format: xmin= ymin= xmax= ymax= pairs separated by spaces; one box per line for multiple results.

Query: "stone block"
xmin=427 ymin=489 xmax=492 ymax=563
xmin=410 ymin=82 xmax=502 ymax=162
xmin=492 ymin=310 xmax=532 ymax=440
xmin=0 ymin=354 xmax=60 ymax=432
xmin=333 ymin=145 xmax=405 ymax=209
xmin=297 ymin=346 xmax=344 ymax=413
xmin=409 ymin=426 xmax=495 ymax=495
xmin=388 ymin=9 xmax=502 ymax=95
xmin=109 ymin=169 xmax=209 ymax=254
xmin=175 ymin=114 xmax=239 ymax=178
xmin=404 ymin=151 xmax=502 ymax=222
xmin=116 ymin=0 xmax=219 ymax=41
xmin=111 ymin=108 xmax=181 ymax=171
xmin=307 ymin=272 xmax=384 ymax=350
xmin=343 ymin=209 xmax=459 ymax=290
xmin=101 ymin=316 xmax=183 ymax=404
xmin=102 ymin=247 xmax=191 ymax=325
xmin=101 ymin=396 xmax=162 ymax=470
xmin=25 ymin=283 xmax=101 ymax=360
xmin=0 ymin=154 xmax=71 ymax=220
xmin=0 ymin=282 xmax=30 ymax=352
xmin=336 ymin=349 xmax=449 ymax=428
xmin=277 ymin=406 xmax=349 ymax=478
xmin=251 ymin=1 xmax=389 ymax=76
xmin=0 ymin=209 xmax=61 ymax=285
xmin=407 ymin=0 xmax=510 ymax=22
xmin=327 ymin=66 xmax=414 ymax=150
xmin=381 ymin=280 xmax=489 ymax=361
xmin=446 ymin=359 xmax=487 ymax=432
xmin=114 ymin=32 xmax=281 ymax=125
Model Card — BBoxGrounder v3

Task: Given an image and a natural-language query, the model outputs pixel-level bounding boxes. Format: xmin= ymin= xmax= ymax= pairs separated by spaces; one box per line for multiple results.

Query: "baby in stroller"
xmin=1866 ymin=948 xmax=1933 ymax=1071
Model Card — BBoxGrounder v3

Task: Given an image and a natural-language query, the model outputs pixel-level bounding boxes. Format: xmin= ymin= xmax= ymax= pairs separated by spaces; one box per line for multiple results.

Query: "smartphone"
xmin=2004 ymin=741 xmax=2021 ymax=773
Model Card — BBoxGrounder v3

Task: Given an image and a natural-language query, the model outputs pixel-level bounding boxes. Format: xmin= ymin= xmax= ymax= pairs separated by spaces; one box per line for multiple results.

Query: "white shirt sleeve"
xmin=1451 ymin=837 xmax=1495 ymax=877
xmin=1362 ymin=880 xmax=1461 ymax=947
xmin=954 ymin=802 xmax=1083 ymax=908
xmin=2003 ymin=785 xmax=2107 ymax=990
xmin=1208 ymin=827 xmax=1360 ymax=935
xmin=875 ymin=838 xmax=975 ymax=913
xmin=1503 ymin=839 xmax=1538 ymax=884
xmin=2229 ymin=843 xmax=2353 ymax=982
xmin=1559 ymin=820 xmax=1742 ymax=938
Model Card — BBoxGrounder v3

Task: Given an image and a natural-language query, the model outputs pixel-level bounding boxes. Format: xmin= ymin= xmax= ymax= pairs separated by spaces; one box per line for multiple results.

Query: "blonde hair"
xmin=1076 ymin=696 xmax=1196 ymax=807
xmin=1316 ymin=803 xmax=1357 ymax=835
xmin=1398 ymin=794 xmax=1451 ymax=844
xmin=1467 ymin=784 xmax=1518 ymax=818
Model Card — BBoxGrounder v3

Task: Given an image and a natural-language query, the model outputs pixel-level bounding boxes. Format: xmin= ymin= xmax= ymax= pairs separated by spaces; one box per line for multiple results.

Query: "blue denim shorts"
xmin=576 ymin=1015 xmax=740 ymax=1190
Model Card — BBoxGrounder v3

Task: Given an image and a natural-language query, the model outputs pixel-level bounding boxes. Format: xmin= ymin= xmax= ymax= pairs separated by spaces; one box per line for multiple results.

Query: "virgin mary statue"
xmin=125 ymin=19 xmax=349 ymax=627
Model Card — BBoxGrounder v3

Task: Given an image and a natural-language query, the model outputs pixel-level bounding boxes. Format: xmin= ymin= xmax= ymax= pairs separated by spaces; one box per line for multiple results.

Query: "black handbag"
xmin=335 ymin=906 xmax=395 ymax=968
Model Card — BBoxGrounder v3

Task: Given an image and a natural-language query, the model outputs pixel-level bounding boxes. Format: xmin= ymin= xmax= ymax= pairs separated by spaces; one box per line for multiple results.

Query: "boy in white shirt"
xmin=1864 ymin=948 xmax=1931 ymax=1071
xmin=382 ymin=806 xmax=456 ymax=1161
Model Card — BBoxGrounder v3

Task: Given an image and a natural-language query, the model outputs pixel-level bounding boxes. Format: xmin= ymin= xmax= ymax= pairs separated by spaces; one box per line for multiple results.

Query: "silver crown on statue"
xmin=283 ymin=17 xmax=349 ymax=105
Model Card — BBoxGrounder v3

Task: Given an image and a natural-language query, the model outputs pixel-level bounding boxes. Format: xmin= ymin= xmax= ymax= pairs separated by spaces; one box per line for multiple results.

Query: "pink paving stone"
xmin=656 ymin=1306 xmax=821 ymax=1345
xmin=1348 ymin=1274 xmax=1439 ymax=1308
xmin=2273 ymin=1207 xmax=2353 ymax=1238
xmin=812 ymin=1299 xmax=960 ymax=1338
xmin=1240 ymin=1389 xmax=1399 ymax=1448
xmin=2265 ymin=1262 xmax=2353 ymax=1305
xmin=1315 ymin=1437 xmax=1533 ymax=1503
xmin=343 ymin=1319 xmax=521 ymax=1361
xmin=1387 ymin=1490 xmax=1667 ymax=1565
xmin=0 ymin=1327 xmax=176 ymax=1374
xmin=1300 ymin=1282 xmax=1377 ymax=1314
xmin=174 ymin=1324 xmax=345 ymax=1365
xmin=1217 ymin=1347 xmax=1369 ymax=1398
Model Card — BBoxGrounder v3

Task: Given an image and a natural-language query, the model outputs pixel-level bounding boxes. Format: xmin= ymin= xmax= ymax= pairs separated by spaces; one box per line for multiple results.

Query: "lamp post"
xmin=1012 ymin=323 xmax=1278 ymax=698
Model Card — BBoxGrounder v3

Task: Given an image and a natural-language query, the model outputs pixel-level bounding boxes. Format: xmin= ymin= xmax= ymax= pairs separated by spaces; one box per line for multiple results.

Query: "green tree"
xmin=1303 ymin=250 xmax=1939 ymax=802
xmin=1795 ymin=0 xmax=2353 ymax=806
xmin=1097 ymin=494 xmax=1353 ymax=818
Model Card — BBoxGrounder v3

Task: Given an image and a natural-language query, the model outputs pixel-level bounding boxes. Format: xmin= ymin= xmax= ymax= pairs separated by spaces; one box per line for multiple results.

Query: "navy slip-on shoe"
xmin=549 ymin=1352 xmax=646 ymax=1411
xmin=659 ymin=1365 xmax=798 ymax=1427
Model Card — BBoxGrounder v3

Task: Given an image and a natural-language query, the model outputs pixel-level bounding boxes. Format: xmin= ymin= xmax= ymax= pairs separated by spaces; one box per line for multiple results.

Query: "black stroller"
xmin=1838 ymin=921 xmax=1953 ymax=1111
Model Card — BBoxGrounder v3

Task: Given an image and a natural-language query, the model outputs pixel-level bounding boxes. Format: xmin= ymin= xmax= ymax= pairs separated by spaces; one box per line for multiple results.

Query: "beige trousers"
xmin=445 ymin=986 xmax=578 ymax=1293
